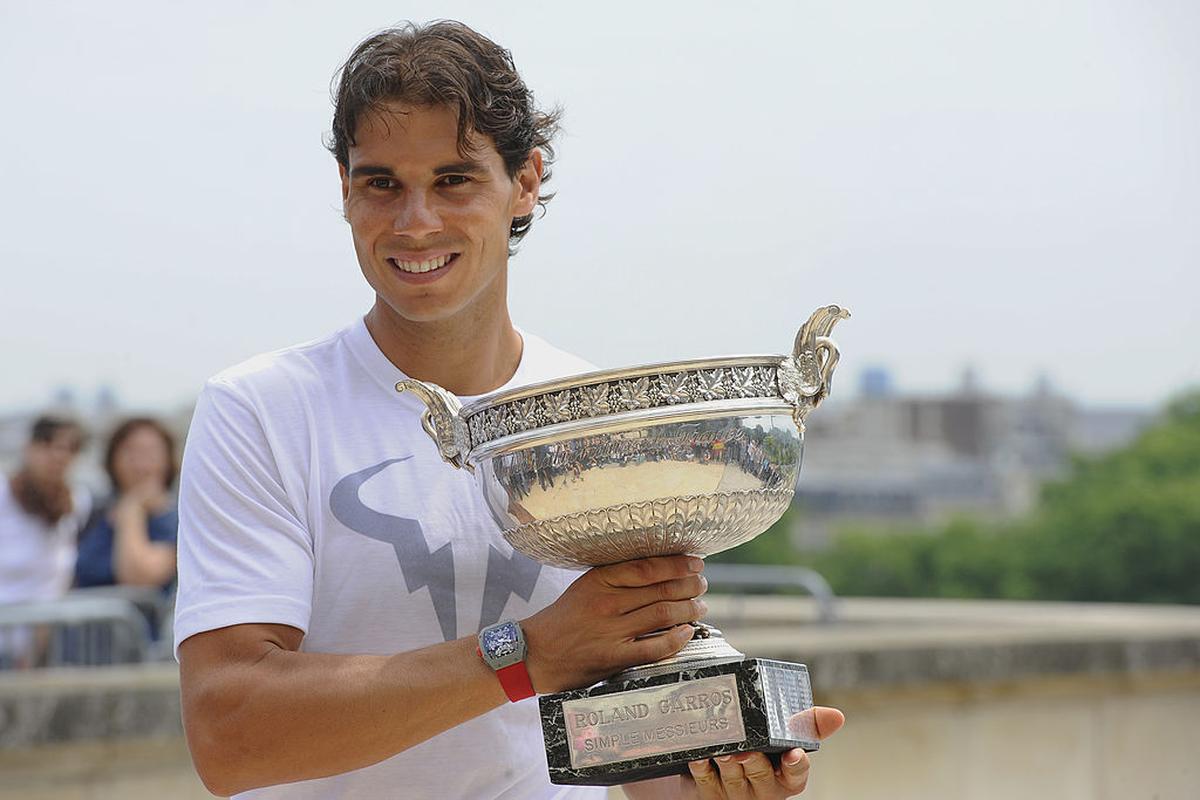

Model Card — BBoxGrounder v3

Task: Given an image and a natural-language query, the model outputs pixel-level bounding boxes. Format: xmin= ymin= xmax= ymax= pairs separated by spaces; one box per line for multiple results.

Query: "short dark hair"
xmin=29 ymin=415 xmax=85 ymax=453
xmin=327 ymin=21 xmax=562 ymax=252
xmin=104 ymin=417 xmax=179 ymax=491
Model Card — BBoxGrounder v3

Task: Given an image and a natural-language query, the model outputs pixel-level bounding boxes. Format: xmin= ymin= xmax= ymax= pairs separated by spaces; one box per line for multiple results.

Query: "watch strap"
xmin=496 ymin=660 xmax=536 ymax=702
xmin=477 ymin=644 xmax=536 ymax=702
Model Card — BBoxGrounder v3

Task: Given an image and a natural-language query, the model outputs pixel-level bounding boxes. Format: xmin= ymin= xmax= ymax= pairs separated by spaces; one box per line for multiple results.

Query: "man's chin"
xmin=371 ymin=295 xmax=468 ymax=327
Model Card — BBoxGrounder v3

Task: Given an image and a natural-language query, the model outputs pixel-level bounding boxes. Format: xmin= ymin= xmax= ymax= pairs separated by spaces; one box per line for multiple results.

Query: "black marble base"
xmin=540 ymin=658 xmax=819 ymax=786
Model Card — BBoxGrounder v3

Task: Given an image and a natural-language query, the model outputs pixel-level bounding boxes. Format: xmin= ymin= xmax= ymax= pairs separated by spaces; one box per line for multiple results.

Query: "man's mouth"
xmin=388 ymin=253 xmax=459 ymax=274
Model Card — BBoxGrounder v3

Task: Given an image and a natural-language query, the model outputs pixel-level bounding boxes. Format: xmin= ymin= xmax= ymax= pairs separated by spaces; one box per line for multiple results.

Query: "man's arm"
xmin=180 ymin=623 xmax=502 ymax=796
xmin=180 ymin=555 xmax=707 ymax=796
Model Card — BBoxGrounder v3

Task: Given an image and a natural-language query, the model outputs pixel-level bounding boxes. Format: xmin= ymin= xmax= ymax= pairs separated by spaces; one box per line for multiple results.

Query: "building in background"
xmin=793 ymin=367 xmax=1151 ymax=548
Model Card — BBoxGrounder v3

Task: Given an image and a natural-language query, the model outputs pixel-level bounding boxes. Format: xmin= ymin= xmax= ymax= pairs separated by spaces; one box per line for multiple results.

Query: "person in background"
xmin=0 ymin=415 xmax=89 ymax=666
xmin=74 ymin=418 xmax=179 ymax=591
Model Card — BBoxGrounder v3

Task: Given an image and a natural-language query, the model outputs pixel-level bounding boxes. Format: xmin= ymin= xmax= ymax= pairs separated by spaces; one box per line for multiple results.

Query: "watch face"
xmin=482 ymin=621 xmax=521 ymax=661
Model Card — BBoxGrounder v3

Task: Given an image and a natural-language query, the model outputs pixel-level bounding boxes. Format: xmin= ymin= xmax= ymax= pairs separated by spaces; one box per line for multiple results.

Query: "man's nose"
xmin=393 ymin=190 xmax=443 ymax=238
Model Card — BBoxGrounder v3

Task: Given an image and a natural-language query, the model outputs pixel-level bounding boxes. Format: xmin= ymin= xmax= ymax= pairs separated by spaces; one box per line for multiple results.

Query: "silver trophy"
xmin=399 ymin=305 xmax=849 ymax=785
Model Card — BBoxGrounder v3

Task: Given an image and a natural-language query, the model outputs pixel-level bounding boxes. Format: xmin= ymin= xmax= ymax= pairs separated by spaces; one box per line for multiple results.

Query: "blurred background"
xmin=1 ymin=1 xmax=1197 ymax=798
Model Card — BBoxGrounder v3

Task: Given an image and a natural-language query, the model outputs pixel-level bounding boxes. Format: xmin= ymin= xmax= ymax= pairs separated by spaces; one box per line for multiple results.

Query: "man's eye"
xmin=440 ymin=175 xmax=470 ymax=186
xmin=367 ymin=177 xmax=396 ymax=189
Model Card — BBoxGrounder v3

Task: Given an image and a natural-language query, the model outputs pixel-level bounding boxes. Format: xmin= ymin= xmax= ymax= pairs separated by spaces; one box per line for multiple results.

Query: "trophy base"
xmin=540 ymin=657 xmax=819 ymax=786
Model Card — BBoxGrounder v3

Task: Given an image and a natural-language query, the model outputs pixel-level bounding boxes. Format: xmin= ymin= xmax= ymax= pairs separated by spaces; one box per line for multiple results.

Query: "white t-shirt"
xmin=0 ymin=479 xmax=89 ymax=665
xmin=0 ymin=479 xmax=87 ymax=605
xmin=175 ymin=318 xmax=606 ymax=800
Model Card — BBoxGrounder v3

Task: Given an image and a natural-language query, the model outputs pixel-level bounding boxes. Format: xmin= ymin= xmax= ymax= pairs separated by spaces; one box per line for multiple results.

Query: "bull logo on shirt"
xmin=329 ymin=458 xmax=542 ymax=641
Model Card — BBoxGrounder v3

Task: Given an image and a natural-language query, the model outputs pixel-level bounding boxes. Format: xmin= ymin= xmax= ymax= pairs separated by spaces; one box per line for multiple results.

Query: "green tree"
xmin=721 ymin=389 xmax=1200 ymax=604
xmin=1012 ymin=390 xmax=1200 ymax=603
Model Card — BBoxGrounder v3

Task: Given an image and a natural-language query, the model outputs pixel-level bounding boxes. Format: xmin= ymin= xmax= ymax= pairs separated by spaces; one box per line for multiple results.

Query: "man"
xmin=176 ymin=21 xmax=842 ymax=799
xmin=0 ymin=416 xmax=89 ymax=667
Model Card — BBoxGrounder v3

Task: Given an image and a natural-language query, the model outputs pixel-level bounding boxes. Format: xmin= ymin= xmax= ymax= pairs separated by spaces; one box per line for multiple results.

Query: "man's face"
xmin=339 ymin=102 xmax=541 ymax=325
xmin=24 ymin=430 xmax=81 ymax=486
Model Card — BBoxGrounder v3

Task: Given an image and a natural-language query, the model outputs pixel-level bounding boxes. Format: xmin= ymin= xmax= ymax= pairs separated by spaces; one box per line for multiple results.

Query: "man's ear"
xmin=512 ymin=149 xmax=543 ymax=218
xmin=338 ymin=162 xmax=351 ymax=209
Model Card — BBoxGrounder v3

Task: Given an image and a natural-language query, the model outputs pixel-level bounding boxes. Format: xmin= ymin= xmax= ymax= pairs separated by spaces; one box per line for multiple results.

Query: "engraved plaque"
xmin=561 ymin=675 xmax=746 ymax=768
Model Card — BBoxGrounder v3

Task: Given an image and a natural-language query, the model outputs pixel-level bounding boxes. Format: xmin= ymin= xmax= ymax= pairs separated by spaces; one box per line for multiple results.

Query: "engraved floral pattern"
xmin=578 ymin=384 xmax=612 ymax=418
xmin=463 ymin=363 xmax=786 ymax=446
xmin=617 ymin=377 xmax=651 ymax=411
xmin=728 ymin=366 xmax=758 ymax=398
xmin=511 ymin=398 xmax=540 ymax=432
xmin=757 ymin=366 xmax=777 ymax=394
xmin=657 ymin=372 xmax=691 ymax=404
xmin=696 ymin=369 xmax=727 ymax=401
xmin=543 ymin=390 xmax=573 ymax=424
xmin=485 ymin=407 xmax=507 ymax=440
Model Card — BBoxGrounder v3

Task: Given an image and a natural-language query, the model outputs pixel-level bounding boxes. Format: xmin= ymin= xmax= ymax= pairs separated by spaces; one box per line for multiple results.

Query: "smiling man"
xmin=174 ymin=21 xmax=841 ymax=800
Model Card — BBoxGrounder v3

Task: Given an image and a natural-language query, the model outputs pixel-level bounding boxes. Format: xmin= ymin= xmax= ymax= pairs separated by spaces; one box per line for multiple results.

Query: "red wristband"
xmin=478 ymin=646 xmax=536 ymax=702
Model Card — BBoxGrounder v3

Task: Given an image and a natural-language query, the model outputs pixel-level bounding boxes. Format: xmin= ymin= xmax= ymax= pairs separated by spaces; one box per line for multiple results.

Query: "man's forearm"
xmin=182 ymin=632 xmax=507 ymax=796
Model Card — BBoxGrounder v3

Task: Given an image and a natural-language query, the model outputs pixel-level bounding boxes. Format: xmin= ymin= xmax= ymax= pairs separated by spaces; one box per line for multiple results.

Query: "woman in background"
xmin=75 ymin=418 xmax=178 ymax=591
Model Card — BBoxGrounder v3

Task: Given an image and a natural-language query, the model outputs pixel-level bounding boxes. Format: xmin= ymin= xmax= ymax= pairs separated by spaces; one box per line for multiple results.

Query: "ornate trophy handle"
xmin=779 ymin=304 xmax=851 ymax=431
xmin=395 ymin=379 xmax=475 ymax=473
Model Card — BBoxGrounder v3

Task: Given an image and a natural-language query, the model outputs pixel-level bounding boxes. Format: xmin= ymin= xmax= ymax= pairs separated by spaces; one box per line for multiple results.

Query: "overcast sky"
xmin=2 ymin=0 xmax=1197 ymax=413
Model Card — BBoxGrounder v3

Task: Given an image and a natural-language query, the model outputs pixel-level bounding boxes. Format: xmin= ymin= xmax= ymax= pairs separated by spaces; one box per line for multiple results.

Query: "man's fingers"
xmin=600 ymin=555 xmax=703 ymax=588
xmin=625 ymin=597 xmax=707 ymax=634
xmin=624 ymin=624 xmax=693 ymax=665
xmin=687 ymin=759 xmax=725 ymax=799
xmin=619 ymin=574 xmax=708 ymax=614
xmin=788 ymin=706 xmax=845 ymax=741
xmin=734 ymin=751 xmax=777 ymax=796
xmin=712 ymin=755 xmax=753 ymax=800
xmin=814 ymin=706 xmax=845 ymax=739
xmin=777 ymin=749 xmax=811 ymax=793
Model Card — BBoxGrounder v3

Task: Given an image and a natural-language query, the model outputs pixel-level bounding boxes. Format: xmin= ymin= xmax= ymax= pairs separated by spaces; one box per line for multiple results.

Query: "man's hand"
xmin=682 ymin=707 xmax=845 ymax=799
xmin=521 ymin=555 xmax=709 ymax=693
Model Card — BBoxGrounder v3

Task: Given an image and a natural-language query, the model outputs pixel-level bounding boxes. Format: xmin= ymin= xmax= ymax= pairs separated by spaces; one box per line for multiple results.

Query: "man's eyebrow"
xmin=348 ymin=161 xmax=487 ymax=179
xmin=433 ymin=160 xmax=487 ymax=176
xmin=348 ymin=165 xmax=395 ymax=179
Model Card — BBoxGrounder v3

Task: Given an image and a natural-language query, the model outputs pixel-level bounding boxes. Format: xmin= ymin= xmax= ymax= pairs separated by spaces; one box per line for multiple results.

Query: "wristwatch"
xmin=477 ymin=620 xmax=536 ymax=702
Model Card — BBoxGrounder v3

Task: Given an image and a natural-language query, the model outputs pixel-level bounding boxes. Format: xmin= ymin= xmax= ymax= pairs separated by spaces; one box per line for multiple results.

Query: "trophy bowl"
xmin=398 ymin=305 xmax=850 ymax=570
xmin=469 ymin=364 xmax=803 ymax=569
xmin=398 ymin=305 xmax=850 ymax=785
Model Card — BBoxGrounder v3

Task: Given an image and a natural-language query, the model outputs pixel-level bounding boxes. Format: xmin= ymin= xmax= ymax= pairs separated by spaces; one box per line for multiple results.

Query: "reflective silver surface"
xmin=478 ymin=410 xmax=801 ymax=568
xmin=397 ymin=305 xmax=849 ymax=569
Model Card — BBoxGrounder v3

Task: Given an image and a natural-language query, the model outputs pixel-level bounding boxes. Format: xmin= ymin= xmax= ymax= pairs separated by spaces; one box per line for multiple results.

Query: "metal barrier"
xmin=0 ymin=596 xmax=151 ymax=669
xmin=702 ymin=563 xmax=838 ymax=624
xmin=0 ymin=587 xmax=176 ymax=669
xmin=66 ymin=585 xmax=176 ymax=658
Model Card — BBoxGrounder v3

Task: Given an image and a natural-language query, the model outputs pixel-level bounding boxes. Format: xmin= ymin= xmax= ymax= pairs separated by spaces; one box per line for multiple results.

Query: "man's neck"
xmin=364 ymin=301 xmax=524 ymax=397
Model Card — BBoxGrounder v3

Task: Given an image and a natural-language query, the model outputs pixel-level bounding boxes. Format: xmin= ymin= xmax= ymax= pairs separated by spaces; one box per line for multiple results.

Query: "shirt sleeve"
xmin=173 ymin=379 xmax=314 ymax=659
